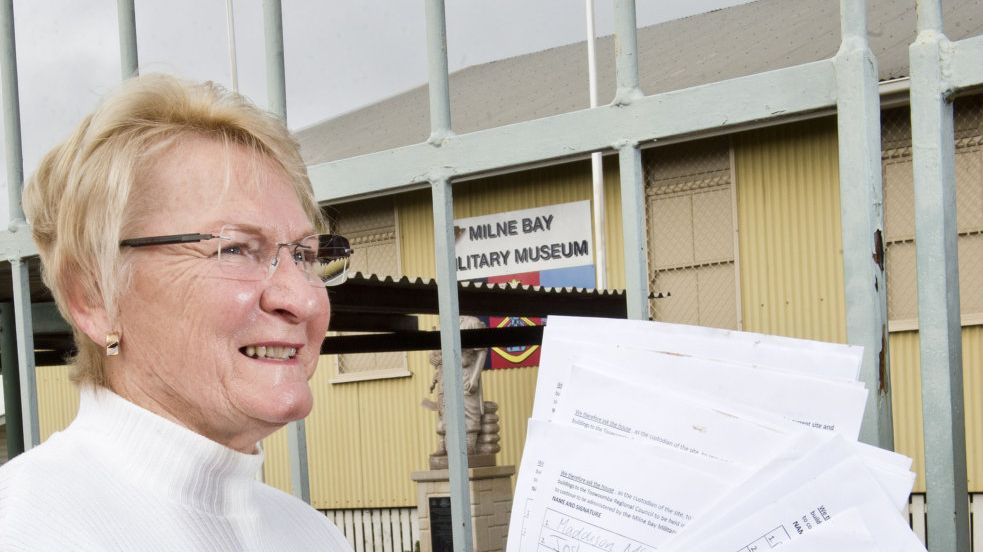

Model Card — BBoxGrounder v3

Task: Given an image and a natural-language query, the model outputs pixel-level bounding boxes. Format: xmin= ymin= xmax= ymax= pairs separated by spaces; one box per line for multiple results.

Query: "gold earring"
xmin=106 ymin=333 xmax=120 ymax=356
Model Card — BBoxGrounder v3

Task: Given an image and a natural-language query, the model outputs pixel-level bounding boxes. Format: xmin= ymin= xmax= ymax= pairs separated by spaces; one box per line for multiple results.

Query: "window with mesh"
xmin=328 ymin=198 xmax=409 ymax=380
xmin=881 ymin=95 xmax=983 ymax=329
xmin=644 ymin=137 xmax=739 ymax=329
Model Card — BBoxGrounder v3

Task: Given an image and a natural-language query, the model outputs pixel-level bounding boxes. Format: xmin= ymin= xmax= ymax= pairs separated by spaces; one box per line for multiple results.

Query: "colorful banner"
xmin=478 ymin=264 xmax=597 ymax=369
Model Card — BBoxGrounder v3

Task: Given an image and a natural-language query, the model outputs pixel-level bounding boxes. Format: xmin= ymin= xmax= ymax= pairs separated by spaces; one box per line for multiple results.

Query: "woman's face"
xmin=112 ymin=136 xmax=330 ymax=453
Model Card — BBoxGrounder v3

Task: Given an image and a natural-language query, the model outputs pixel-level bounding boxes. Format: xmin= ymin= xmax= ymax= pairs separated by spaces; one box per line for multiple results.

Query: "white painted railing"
xmin=324 ymin=508 xmax=420 ymax=552
xmin=905 ymin=494 xmax=983 ymax=550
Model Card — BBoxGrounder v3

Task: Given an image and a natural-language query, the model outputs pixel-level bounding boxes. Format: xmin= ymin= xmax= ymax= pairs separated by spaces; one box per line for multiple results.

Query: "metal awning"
xmin=327 ymin=273 xmax=630 ymax=354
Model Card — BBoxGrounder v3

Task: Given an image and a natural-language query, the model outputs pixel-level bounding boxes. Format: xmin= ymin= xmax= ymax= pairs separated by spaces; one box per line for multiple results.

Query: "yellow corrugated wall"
xmin=732 ymin=116 xmax=983 ymax=492
xmin=263 ymin=158 xmax=624 ymax=507
xmin=733 ymin=118 xmax=847 ymax=343
xmin=889 ymin=331 xmax=925 ymax=492
xmin=890 ymin=327 xmax=983 ymax=493
xmin=36 ymin=365 xmax=79 ymax=441
xmin=965 ymin=326 xmax=983 ymax=492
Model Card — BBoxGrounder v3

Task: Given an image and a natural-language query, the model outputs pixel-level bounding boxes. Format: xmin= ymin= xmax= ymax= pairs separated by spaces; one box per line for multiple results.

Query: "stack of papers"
xmin=506 ymin=316 xmax=924 ymax=552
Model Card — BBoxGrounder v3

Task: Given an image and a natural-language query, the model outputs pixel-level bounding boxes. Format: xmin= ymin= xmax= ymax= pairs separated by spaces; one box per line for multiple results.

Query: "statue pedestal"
xmin=411 ymin=465 xmax=515 ymax=552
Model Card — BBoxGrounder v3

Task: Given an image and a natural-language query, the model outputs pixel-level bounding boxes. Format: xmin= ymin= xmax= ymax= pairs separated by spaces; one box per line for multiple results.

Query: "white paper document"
xmin=773 ymin=503 xmax=926 ymax=551
xmin=506 ymin=316 xmax=921 ymax=551
xmin=556 ymin=365 xmax=801 ymax=470
xmin=543 ymin=316 xmax=863 ymax=381
xmin=667 ymin=435 xmax=916 ymax=549
xmin=669 ymin=456 xmax=912 ymax=552
xmin=534 ymin=339 xmax=868 ymax=439
xmin=507 ymin=420 xmax=737 ymax=552
xmin=764 ymin=508 xmax=880 ymax=552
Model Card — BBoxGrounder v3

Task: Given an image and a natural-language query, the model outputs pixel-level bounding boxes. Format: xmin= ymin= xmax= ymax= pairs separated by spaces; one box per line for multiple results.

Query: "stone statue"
xmin=424 ymin=316 xmax=501 ymax=470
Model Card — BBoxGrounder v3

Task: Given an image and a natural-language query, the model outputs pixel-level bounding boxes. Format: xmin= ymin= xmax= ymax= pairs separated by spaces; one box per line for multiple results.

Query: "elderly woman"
xmin=0 ymin=74 xmax=354 ymax=551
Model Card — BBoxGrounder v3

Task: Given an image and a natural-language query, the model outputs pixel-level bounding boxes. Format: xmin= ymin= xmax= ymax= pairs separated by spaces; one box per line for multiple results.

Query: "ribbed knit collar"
xmin=70 ymin=385 xmax=265 ymax=516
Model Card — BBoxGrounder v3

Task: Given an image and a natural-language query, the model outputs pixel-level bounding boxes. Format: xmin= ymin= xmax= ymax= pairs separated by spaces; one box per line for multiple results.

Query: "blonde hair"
xmin=23 ymin=73 xmax=325 ymax=386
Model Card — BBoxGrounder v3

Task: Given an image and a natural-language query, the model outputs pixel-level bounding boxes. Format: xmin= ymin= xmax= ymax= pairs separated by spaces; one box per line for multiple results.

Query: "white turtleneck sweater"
xmin=0 ymin=386 xmax=353 ymax=552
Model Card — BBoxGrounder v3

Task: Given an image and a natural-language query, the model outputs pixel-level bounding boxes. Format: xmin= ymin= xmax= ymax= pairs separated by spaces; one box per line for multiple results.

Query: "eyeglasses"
xmin=120 ymin=225 xmax=352 ymax=287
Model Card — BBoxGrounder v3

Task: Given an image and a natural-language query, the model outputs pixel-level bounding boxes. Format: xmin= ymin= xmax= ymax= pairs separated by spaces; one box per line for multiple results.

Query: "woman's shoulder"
xmin=1 ymin=431 xmax=89 ymax=498
xmin=0 ymin=433 xmax=107 ymax=549
xmin=0 ymin=431 xmax=77 ymax=490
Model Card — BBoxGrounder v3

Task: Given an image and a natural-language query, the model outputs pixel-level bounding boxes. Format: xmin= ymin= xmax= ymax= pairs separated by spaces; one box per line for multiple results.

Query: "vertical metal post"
xmin=285 ymin=418 xmax=310 ymax=503
xmin=1 ymin=0 xmax=24 ymax=226
xmin=10 ymin=259 xmax=37 ymax=449
xmin=424 ymin=1 xmax=472 ymax=549
xmin=612 ymin=0 xmax=648 ymax=318
xmin=225 ymin=0 xmax=239 ymax=92
xmin=585 ymin=0 xmax=606 ymax=289
xmin=424 ymin=0 xmax=453 ymax=144
xmin=263 ymin=0 xmax=309 ymax=503
xmin=612 ymin=0 xmax=642 ymax=105
xmin=1 ymin=0 xmax=38 ymax=452
xmin=263 ymin=0 xmax=287 ymax=124
xmin=431 ymin=176 xmax=474 ymax=552
xmin=618 ymin=143 xmax=650 ymax=320
xmin=834 ymin=0 xmax=893 ymax=449
xmin=909 ymin=1 xmax=970 ymax=550
xmin=1 ymin=303 xmax=24 ymax=458
xmin=117 ymin=0 xmax=138 ymax=79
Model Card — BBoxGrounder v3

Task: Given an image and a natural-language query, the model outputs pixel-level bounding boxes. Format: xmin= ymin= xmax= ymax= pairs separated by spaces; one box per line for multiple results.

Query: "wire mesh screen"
xmin=881 ymin=95 xmax=983 ymax=325
xmin=644 ymin=137 xmax=738 ymax=329
xmin=329 ymin=199 xmax=407 ymax=377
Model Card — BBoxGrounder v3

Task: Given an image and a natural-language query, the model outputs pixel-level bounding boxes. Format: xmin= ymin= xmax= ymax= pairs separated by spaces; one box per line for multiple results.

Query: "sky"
xmin=0 ymin=0 xmax=752 ymax=225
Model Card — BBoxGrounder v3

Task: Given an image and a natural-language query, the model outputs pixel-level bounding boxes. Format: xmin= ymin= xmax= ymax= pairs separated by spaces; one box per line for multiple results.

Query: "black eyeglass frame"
xmin=119 ymin=231 xmax=354 ymax=286
xmin=119 ymin=232 xmax=353 ymax=258
xmin=120 ymin=233 xmax=221 ymax=248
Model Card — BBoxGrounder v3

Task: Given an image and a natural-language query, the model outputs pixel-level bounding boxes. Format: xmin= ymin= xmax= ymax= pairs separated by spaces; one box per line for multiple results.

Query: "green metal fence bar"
xmin=834 ymin=0 xmax=893 ymax=450
xmin=613 ymin=0 xmax=642 ymax=105
xmin=309 ymin=60 xmax=838 ymax=203
xmin=617 ymin=143 xmax=649 ymax=320
xmin=425 ymin=0 xmax=453 ymax=144
xmin=263 ymin=0 xmax=312 ymax=504
xmin=612 ymin=1 xmax=648 ymax=320
xmin=264 ymin=0 xmax=287 ymax=125
xmin=1 ymin=0 xmax=24 ymax=227
xmin=949 ymin=35 xmax=983 ymax=91
xmin=424 ymin=0 xmax=474 ymax=548
xmin=1 ymin=0 xmax=39 ymax=452
xmin=431 ymin=176 xmax=474 ymax=552
xmin=117 ymin=0 xmax=138 ymax=79
xmin=9 ymin=258 xmax=37 ymax=449
xmin=910 ymin=1 xmax=971 ymax=550
xmin=1 ymin=303 xmax=24 ymax=458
